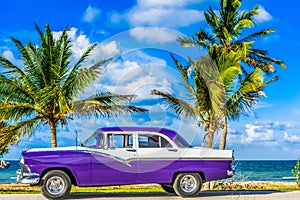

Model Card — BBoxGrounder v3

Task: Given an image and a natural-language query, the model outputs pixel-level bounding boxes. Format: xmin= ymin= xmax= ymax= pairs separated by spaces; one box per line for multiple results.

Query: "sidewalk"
xmin=1 ymin=191 xmax=300 ymax=200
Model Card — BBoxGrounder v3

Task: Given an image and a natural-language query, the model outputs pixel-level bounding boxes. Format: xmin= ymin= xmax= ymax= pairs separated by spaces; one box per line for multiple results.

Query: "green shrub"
xmin=292 ymin=158 xmax=300 ymax=187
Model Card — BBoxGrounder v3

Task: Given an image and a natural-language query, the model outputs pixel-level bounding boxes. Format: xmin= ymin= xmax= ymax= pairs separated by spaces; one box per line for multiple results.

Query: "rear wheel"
xmin=160 ymin=184 xmax=175 ymax=193
xmin=173 ymin=173 xmax=202 ymax=197
xmin=40 ymin=170 xmax=71 ymax=199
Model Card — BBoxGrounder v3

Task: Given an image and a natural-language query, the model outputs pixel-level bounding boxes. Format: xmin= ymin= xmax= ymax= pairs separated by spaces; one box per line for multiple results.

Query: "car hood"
xmin=25 ymin=146 xmax=78 ymax=153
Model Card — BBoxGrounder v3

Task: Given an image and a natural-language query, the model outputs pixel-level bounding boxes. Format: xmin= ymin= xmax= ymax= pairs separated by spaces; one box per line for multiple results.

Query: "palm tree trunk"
xmin=206 ymin=127 xmax=214 ymax=148
xmin=50 ymin=121 xmax=57 ymax=148
xmin=219 ymin=116 xmax=227 ymax=150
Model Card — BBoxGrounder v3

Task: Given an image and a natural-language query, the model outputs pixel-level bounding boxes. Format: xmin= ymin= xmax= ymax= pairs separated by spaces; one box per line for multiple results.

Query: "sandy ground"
xmin=1 ymin=191 xmax=300 ymax=200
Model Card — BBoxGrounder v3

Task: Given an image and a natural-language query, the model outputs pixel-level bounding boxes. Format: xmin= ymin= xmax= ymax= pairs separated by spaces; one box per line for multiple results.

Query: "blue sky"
xmin=1 ymin=0 xmax=299 ymax=160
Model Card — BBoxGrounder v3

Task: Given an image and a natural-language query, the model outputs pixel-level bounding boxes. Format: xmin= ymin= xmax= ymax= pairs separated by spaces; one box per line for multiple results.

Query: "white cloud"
xmin=2 ymin=50 xmax=14 ymax=60
xmin=111 ymin=0 xmax=204 ymax=28
xmin=137 ymin=0 xmax=203 ymax=8
xmin=102 ymin=60 xmax=142 ymax=84
xmin=283 ymin=132 xmax=299 ymax=142
xmin=130 ymin=27 xmax=178 ymax=44
xmin=254 ymin=7 xmax=272 ymax=23
xmin=241 ymin=124 xmax=274 ymax=144
xmin=53 ymin=27 xmax=120 ymax=61
xmin=91 ymin=41 xmax=120 ymax=60
xmin=2 ymin=50 xmax=22 ymax=67
xmin=83 ymin=5 xmax=101 ymax=22
xmin=100 ymin=60 xmax=175 ymax=100
xmin=128 ymin=8 xmax=204 ymax=28
xmin=78 ymin=50 xmax=180 ymax=103
xmin=253 ymin=120 xmax=296 ymax=130
xmin=53 ymin=27 xmax=91 ymax=59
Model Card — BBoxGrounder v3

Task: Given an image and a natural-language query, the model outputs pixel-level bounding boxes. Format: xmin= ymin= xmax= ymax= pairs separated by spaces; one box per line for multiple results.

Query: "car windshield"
xmin=81 ymin=131 xmax=104 ymax=149
xmin=173 ymin=134 xmax=192 ymax=148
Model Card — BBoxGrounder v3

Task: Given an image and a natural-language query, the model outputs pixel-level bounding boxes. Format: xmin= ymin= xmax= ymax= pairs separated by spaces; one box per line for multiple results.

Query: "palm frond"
xmin=205 ymin=7 xmax=220 ymax=30
xmin=91 ymin=92 xmax=138 ymax=104
xmin=0 ymin=117 xmax=42 ymax=155
xmin=73 ymin=92 xmax=147 ymax=117
xmin=151 ymin=89 xmax=196 ymax=119
xmin=63 ymin=56 xmax=112 ymax=98
xmin=226 ymin=68 xmax=265 ymax=119
xmin=0 ymin=75 xmax=34 ymax=102
xmin=192 ymin=56 xmax=226 ymax=117
xmin=0 ymin=102 xmax=41 ymax=122
xmin=0 ymin=55 xmax=25 ymax=77
xmin=245 ymin=48 xmax=286 ymax=72
xmin=237 ymin=29 xmax=275 ymax=43
xmin=177 ymin=36 xmax=202 ymax=48
xmin=196 ymin=29 xmax=217 ymax=45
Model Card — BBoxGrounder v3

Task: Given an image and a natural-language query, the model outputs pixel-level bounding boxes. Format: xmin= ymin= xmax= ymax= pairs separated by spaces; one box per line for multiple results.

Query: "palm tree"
xmin=178 ymin=0 xmax=285 ymax=73
xmin=152 ymin=55 xmax=225 ymax=148
xmin=0 ymin=24 xmax=147 ymax=154
xmin=152 ymin=50 xmax=270 ymax=148
xmin=177 ymin=0 xmax=285 ymax=149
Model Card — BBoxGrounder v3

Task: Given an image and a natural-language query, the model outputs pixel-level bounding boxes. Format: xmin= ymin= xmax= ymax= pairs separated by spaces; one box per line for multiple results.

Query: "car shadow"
xmin=68 ymin=192 xmax=174 ymax=199
xmin=68 ymin=190 xmax=288 ymax=199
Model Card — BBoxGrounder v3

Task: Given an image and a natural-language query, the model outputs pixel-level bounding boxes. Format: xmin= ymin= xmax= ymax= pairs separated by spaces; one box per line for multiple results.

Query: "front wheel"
xmin=173 ymin=173 xmax=202 ymax=197
xmin=40 ymin=170 xmax=71 ymax=199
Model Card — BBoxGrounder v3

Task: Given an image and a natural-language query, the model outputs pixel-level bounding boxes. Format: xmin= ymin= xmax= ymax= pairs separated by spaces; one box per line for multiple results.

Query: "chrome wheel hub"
xmin=46 ymin=176 xmax=65 ymax=195
xmin=180 ymin=175 xmax=197 ymax=193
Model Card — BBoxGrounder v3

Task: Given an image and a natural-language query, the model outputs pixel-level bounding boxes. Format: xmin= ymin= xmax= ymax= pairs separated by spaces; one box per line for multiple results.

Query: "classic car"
xmin=16 ymin=127 xmax=235 ymax=199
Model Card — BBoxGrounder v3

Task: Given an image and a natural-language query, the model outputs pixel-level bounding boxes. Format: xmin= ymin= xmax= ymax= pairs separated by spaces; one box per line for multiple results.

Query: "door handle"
xmin=168 ymin=149 xmax=178 ymax=152
xmin=126 ymin=149 xmax=137 ymax=152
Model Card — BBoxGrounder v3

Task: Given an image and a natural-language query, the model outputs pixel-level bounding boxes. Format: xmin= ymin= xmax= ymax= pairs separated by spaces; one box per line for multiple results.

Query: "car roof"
xmin=95 ymin=127 xmax=178 ymax=140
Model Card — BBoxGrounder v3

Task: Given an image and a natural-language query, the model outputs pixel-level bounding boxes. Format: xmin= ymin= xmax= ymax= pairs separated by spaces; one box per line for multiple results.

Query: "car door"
xmin=136 ymin=132 xmax=180 ymax=182
xmin=91 ymin=132 xmax=138 ymax=185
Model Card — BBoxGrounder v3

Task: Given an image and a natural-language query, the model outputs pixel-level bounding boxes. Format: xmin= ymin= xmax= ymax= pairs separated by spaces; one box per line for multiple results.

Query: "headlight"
xmin=19 ymin=157 xmax=30 ymax=173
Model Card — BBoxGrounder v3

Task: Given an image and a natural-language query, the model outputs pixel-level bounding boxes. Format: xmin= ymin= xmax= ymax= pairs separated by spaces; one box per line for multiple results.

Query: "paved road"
xmin=1 ymin=191 xmax=300 ymax=200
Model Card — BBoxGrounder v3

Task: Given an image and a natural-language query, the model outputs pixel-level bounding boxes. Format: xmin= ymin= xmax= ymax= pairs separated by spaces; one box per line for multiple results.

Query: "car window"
xmin=173 ymin=134 xmax=191 ymax=148
xmin=82 ymin=132 xmax=104 ymax=148
xmin=107 ymin=134 xmax=133 ymax=148
xmin=138 ymin=134 xmax=172 ymax=148
xmin=161 ymin=136 xmax=172 ymax=147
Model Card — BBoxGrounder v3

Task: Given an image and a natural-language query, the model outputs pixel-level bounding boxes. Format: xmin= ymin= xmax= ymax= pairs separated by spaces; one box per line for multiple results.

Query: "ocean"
xmin=0 ymin=160 xmax=297 ymax=183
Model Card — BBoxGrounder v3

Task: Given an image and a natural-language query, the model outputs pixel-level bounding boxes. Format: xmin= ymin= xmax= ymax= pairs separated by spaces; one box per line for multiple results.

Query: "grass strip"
xmin=0 ymin=182 xmax=299 ymax=194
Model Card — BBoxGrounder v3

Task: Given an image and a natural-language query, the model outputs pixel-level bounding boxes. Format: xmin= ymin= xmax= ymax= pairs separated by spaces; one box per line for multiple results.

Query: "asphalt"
xmin=1 ymin=191 xmax=300 ymax=200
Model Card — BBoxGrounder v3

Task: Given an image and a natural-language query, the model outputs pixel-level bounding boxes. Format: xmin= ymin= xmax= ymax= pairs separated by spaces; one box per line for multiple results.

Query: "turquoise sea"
xmin=0 ymin=160 xmax=297 ymax=183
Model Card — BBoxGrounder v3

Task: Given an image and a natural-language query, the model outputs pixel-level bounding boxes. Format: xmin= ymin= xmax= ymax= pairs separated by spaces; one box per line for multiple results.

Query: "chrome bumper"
xmin=227 ymin=169 xmax=235 ymax=177
xmin=16 ymin=169 xmax=40 ymax=184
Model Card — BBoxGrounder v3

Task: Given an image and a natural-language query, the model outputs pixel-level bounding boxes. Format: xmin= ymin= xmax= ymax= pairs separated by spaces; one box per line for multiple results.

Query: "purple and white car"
xmin=16 ymin=127 xmax=235 ymax=199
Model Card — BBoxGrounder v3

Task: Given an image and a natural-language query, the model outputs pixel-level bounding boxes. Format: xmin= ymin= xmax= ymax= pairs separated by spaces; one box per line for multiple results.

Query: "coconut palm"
xmin=152 ymin=55 xmax=225 ymax=148
xmin=152 ymin=49 xmax=271 ymax=148
xmin=177 ymin=0 xmax=285 ymax=149
xmin=178 ymin=0 xmax=286 ymax=73
xmin=0 ymin=24 xmax=147 ymax=154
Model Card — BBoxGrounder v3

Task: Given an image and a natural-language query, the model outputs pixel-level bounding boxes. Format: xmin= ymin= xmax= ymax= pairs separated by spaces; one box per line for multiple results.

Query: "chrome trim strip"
xmin=84 ymin=150 xmax=134 ymax=166
xmin=180 ymin=157 xmax=233 ymax=160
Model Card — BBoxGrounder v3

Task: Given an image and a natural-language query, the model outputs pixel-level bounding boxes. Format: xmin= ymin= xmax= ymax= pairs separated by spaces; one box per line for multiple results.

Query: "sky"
xmin=1 ymin=0 xmax=300 ymax=160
